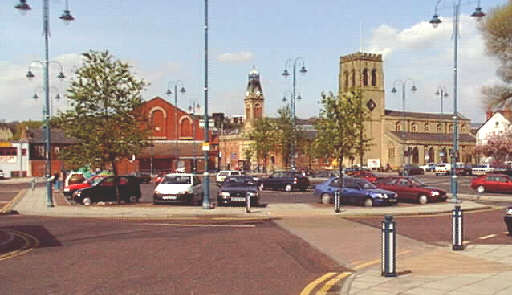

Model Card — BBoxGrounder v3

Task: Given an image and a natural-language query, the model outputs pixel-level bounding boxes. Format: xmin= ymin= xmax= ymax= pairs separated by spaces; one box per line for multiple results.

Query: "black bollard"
xmin=452 ymin=205 xmax=464 ymax=250
xmin=334 ymin=191 xmax=341 ymax=213
xmin=381 ymin=215 xmax=396 ymax=277
xmin=245 ymin=192 xmax=251 ymax=213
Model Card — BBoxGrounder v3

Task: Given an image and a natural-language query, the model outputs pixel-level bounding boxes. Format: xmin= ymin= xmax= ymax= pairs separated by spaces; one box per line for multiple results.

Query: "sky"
xmin=0 ymin=0 xmax=509 ymax=124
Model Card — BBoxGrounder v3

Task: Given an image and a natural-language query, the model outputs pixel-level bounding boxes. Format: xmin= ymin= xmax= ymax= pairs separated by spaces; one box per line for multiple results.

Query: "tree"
xmin=274 ymin=106 xmax=294 ymax=168
xmin=247 ymin=118 xmax=275 ymax=172
xmin=54 ymin=50 xmax=149 ymax=204
xmin=11 ymin=120 xmax=43 ymax=140
xmin=480 ymin=2 xmax=512 ymax=109
xmin=313 ymin=92 xmax=358 ymax=177
xmin=475 ymin=130 xmax=512 ymax=163
xmin=351 ymin=89 xmax=373 ymax=167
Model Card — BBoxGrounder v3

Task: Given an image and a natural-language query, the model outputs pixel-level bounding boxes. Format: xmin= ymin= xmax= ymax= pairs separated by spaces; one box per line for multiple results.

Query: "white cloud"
xmin=216 ymin=51 xmax=254 ymax=63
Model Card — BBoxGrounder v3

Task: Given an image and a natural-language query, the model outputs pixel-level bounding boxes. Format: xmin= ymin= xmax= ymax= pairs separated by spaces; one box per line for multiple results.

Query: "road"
xmin=0 ymin=215 xmax=346 ymax=295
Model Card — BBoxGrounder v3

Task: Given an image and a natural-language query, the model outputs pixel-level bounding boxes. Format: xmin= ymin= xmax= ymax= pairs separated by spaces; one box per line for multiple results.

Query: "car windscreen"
xmin=225 ymin=177 xmax=254 ymax=185
xmin=162 ymin=176 xmax=191 ymax=184
xmin=410 ymin=177 xmax=426 ymax=186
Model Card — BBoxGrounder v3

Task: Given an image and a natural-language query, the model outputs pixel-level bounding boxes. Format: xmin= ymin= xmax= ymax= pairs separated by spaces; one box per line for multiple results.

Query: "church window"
xmin=351 ymin=69 xmax=356 ymax=87
xmin=437 ymin=124 xmax=442 ymax=133
xmin=371 ymin=69 xmax=377 ymax=86
xmin=396 ymin=122 xmax=401 ymax=132
xmin=424 ymin=123 xmax=429 ymax=131
xmin=363 ymin=68 xmax=369 ymax=86
xmin=411 ymin=123 xmax=417 ymax=133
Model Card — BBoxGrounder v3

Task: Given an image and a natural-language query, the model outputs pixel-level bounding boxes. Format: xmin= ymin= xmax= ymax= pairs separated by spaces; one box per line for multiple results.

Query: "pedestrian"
xmin=53 ymin=172 xmax=60 ymax=191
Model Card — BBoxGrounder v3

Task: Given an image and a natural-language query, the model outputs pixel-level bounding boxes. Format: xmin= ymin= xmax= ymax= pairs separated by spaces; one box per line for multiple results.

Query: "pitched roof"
xmin=138 ymin=142 xmax=204 ymax=158
xmin=390 ymin=131 xmax=475 ymax=143
xmin=385 ymin=110 xmax=469 ymax=121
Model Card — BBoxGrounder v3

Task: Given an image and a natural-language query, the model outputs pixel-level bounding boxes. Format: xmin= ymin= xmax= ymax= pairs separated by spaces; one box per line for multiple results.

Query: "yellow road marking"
xmin=316 ymin=272 xmax=352 ymax=295
xmin=300 ymin=272 xmax=336 ymax=295
xmin=0 ymin=230 xmax=39 ymax=262
xmin=352 ymin=250 xmax=412 ymax=270
xmin=135 ymin=223 xmax=256 ymax=228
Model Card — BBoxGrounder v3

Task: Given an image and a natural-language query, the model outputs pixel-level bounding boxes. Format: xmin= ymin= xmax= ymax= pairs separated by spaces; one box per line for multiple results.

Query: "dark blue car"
xmin=314 ymin=176 xmax=398 ymax=207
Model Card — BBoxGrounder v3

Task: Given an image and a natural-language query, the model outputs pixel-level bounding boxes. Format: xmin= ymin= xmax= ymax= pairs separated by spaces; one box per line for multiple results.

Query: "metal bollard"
xmin=31 ymin=178 xmax=36 ymax=191
xmin=334 ymin=191 xmax=341 ymax=213
xmin=245 ymin=193 xmax=251 ymax=213
xmin=452 ymin=205 xmax=464 ymax=250
xmin=381 ymin=215 xmax=396 ymax=277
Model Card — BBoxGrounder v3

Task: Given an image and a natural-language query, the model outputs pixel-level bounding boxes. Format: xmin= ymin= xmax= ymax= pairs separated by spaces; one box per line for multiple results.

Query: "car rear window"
xmin=162 ymin=176 xmax=192 ymax=184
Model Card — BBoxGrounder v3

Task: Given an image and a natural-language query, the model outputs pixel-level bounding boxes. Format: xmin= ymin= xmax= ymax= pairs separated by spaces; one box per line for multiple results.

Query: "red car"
xmin=346 ymin=170 xmax=378 ymax=183
xmin=375 ymin=176 xmax=447 ymax=204
xmin=470 ymin=174 xmax=512 ymax=193
xmin=63 ymin=175 xmax=104 ymax=198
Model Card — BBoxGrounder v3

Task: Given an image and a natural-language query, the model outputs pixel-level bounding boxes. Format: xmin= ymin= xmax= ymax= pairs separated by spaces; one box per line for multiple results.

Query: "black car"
xmin=72 ymin=176 xmax=141 ymax=205
xmin=217 ymin=176 xmax=260 ymax=206
xmin=399 ymin=164 xmax=425 ymax=176
xmin=261 ymin=171 xmax=310 ymax=192
xmin=505 ymin=206 xmax=512 ymax=236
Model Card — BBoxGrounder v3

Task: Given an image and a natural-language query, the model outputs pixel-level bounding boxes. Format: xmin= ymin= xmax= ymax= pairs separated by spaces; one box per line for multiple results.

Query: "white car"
xmin=216 ymin=170 xmax=242 ymax=186
xmin=472 ymin=164 xmax=495 ymax=176
xmin=152 ymin=173 xmax=203 ymax=204
xmin=434 ymin=164 xmax=451 ymax=176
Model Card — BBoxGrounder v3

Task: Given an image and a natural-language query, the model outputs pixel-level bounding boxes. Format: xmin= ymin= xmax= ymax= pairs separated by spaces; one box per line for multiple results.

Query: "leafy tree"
xmin=11 ymin=120 xmax=43 ymax=140
xmin=475 ymin=130 xmax=512 ymax=163
xmin=351 ymin=89 xmax=373 ymax=167
xmin=247 ymin=118 xmax=275 ymax=172
xmin=54 ymin=50 xmax=149 ymax=204
xmin=314 ymin=92 xmax=358 ymax=177
xmin=480 ymin=2 xmax=512 ymax=109
xmin=274 ymin=106 xmax=294 ymax=168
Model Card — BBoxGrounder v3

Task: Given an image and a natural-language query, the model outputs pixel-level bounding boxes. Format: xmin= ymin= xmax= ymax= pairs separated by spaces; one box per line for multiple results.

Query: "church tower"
xmin=244 ymin=68 xmax=264 ymax=129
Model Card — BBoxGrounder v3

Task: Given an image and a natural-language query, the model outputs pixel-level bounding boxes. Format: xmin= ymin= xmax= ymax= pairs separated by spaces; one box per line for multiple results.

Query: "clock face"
xmin=367 ymin=99 xmax=376 ymax=112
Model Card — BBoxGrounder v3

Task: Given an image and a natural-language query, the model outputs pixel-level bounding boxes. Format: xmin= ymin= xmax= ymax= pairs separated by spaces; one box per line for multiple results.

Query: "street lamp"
xmin=16 ymin=0 xmax=74 ymax=208
xmin=391 ymin=79 xmax=417 ymax=175
xmin=32 ymin=85 xmax=63 ymax=117
xmin=429 ymin=0 xmax=485 ymax=203
xmin=203 ymin=0 xmax=211 ymax=209
xmin=282 ymin=57 xmax=307 ymax=170
xmin=166 ymin=81 xmax=186 ymax=172
xmin=435 ymin=86 xmax=449 ymax=114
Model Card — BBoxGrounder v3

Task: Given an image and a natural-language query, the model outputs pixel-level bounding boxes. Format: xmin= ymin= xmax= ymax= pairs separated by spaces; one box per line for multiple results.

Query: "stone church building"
xmin=218 ymin=52 xmax=476 ymax=171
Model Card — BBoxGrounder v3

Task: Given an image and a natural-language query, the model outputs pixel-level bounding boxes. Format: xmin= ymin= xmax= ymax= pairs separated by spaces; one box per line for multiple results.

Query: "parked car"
xmin=65 ymin=172 xmax=85 ymax=187
xmin=434 ymin=163 xmax=451 ymax=176
xmin=470 ymin=173 xmax=512 ymax=193
xmin=152 ymin=173 xmax=203 ymax=204
xmin=419 ymin=163 xmax=437 ymax=172
xmin=216 ymin=170 xmax=242 ymax=186
xmin=505 ymin=206 xmax=512 ymax=236
xmin=63 ymin=175 xmax=104 ymax=198
xmin=72 ymin=176 xmax=141 ymax=206
xmin=314 ymin=176 xmax=398 ymax=207
xmin=217 ymin=176 xmax=260 ymax=206
xmin=455 ymin=163 xmax=473 ymax=176
xmin=375 ymin=176 xmax=447 ymax=204
xmin=472 ymin=164 xmax=495 ymax=176
xmin=399 ymin=164 xmax=425 ymax=176
xmin=309 ymin=170 xmax=339 ymax=186
xmin=0 ymin=169 xmax=4 ymax=179
xmin=261 ymin=171 xmax=310 ymax=192
xmin=346 ymin=170 xmax=378 ymax=183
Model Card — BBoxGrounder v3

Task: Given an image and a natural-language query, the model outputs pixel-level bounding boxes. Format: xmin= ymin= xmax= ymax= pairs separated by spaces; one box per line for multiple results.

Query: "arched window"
xmin=371 ymin=69 xmax=377 ymax=86
xmin=351 ymin=69 xmax=356 ymax=87
xmin=180 ymin=117 xmax=193 ymax=138
xmin=461 ymin=124 xmax=466 ymax=133
xmin=150 ymin=110 xmax=165 ymax=137
xmin=254 ymin=103 xmax=262 ymax=120
xmin=363 ymin=68 xmax=369 ymax=86
xmin=449 ymin=124 xmax=453 ymax=133
xmin=411 ymin=123 xmax=417 ymax=133
xmin=396 ymin=122 xmax=401 ymax=132
xmin=344 ymin=71 xmax=349 ymax=90
xmin=437 ymin=124 xmax=442 ymax=133
xmin=424 ymin=122 xmax=429 ymax=131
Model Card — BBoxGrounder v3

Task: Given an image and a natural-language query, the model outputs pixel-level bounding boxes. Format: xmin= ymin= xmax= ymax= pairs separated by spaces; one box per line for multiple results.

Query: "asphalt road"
xmin=0 ymin=215 xmax=345 ymax=295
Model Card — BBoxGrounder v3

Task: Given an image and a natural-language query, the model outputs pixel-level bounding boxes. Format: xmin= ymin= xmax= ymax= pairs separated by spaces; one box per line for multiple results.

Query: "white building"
xmin=476 ymin=112 xmax=512 ymax=146
xmin=0 ymin=141 xmax=30 ymax=177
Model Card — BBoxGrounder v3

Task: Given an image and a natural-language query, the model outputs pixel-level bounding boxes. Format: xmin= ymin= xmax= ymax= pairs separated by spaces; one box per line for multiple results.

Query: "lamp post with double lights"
xmin=166 ymin=81 xmax=186 ymax=172
xmin=32 ymin=86 xmax=63 ymax=118
xmin=429 ymin=0 xmax=485 ymax=203
xmin=15 ymin=0 xmax=74 ymax=207
xmin=281 ymin=57 xmax=307 ymax=170
xmin=436 ymin=85 xmax=449 ymax=114
xmin=391 ymin=79 xmax=417 ymax=176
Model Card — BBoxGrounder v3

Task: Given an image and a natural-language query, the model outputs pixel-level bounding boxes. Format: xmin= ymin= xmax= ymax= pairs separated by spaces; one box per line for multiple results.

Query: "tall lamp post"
xmin=281 ymin=57 xmax=307 ymax=170
xmin=32 ymin=85 xmax=63 ymax=118
xmin=436 ymin=85 xmax=449 ymax=114
xmin=166 ymin=81 xmax=186 ymax=172
xmin=16 ymin=0 xmax=74 ymax=207
xmin=429 ymin=0 xmax=485 ymax=203
xmin=202 ymin=0 xmax=211 ymax=209
xmin=391 ymin=79 xmax=417 ymax=176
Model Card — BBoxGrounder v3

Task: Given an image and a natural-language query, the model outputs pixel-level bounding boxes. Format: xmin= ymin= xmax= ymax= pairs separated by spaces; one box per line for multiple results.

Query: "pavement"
xmin=2 ymin=178 xmax=512 ymax=294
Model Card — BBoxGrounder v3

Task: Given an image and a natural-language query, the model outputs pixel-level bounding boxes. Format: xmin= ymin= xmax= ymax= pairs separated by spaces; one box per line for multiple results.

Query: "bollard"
xmin=334 ymin=191 xmax=341 ymax=213
xmin=381 ymin=215 xmax=396 ymax=277
xmin=245 ymin=192 xmax=251 ymax=213
xmin=31 ymin=178 xmax=36 ymax=191
xmin=452 ymin=205 xmax=464 ymax=250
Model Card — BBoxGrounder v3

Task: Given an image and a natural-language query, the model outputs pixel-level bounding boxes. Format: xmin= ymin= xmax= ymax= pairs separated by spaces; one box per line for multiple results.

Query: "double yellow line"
xmin=0 ymin=230 xmax=40 ymax=262
xmin=300 ymin=271 xmax=352 ymax=295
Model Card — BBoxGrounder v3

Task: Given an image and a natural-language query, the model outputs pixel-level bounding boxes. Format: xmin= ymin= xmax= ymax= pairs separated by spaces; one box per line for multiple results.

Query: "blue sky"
xmin=0 ymin=0 xmax=508 ymax=123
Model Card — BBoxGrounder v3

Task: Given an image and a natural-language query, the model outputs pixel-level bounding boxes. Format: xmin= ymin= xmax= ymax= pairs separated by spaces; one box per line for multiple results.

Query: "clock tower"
xmin=244 ymin=68 xmax=264 ymax=129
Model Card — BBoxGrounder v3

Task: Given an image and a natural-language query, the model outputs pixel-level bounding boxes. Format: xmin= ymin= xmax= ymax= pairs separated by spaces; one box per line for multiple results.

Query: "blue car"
xmin=314 ymin=176 xmax=398 ymax=207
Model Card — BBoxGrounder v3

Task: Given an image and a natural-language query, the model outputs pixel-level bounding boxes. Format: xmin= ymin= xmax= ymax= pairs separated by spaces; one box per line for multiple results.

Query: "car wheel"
xmin=363 ymin=198 xmax=373 ymax=207
xmin=417 ymin=194 xmax=428 ymax=205
xmin=321 ymin=193 xmax=331 ymax=205
xmin=285 ymin=184 xmax=292 ymax=192
xmin=477 ymin=185 xmax=485 ymax=194
xmin=82 ymin=197 xmax=92 ymax=206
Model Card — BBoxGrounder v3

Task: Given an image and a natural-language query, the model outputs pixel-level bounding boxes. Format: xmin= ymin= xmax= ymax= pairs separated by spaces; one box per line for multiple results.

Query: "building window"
xmin=449 ymin=124 xmax=453 ymax=133
xmin=351 ymin=69 xmax=356 ymax=87
xmin=461 ymin=124 xmax=466 ymax=133
xmin=437 ymin=124 xmax=442 ymax=133
xmin=411 ymin=123 xmax=417 ymax=133
xmin=388 ymin=147 xmax=395 ymax=160
xmin=396 ymin=122 xmax=401 ymax=132
xmin=424 ymin=122 xmax=429 ymax=131
xmin=363 ymin=68 xmax=368 ymax=86
xmin=371 ymin=69 xmax=377 ymax=86
xmin=180 ymin=117 xmax=193 ymax=138
xmin=495 ymin=121 xmax=499 ymax=128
